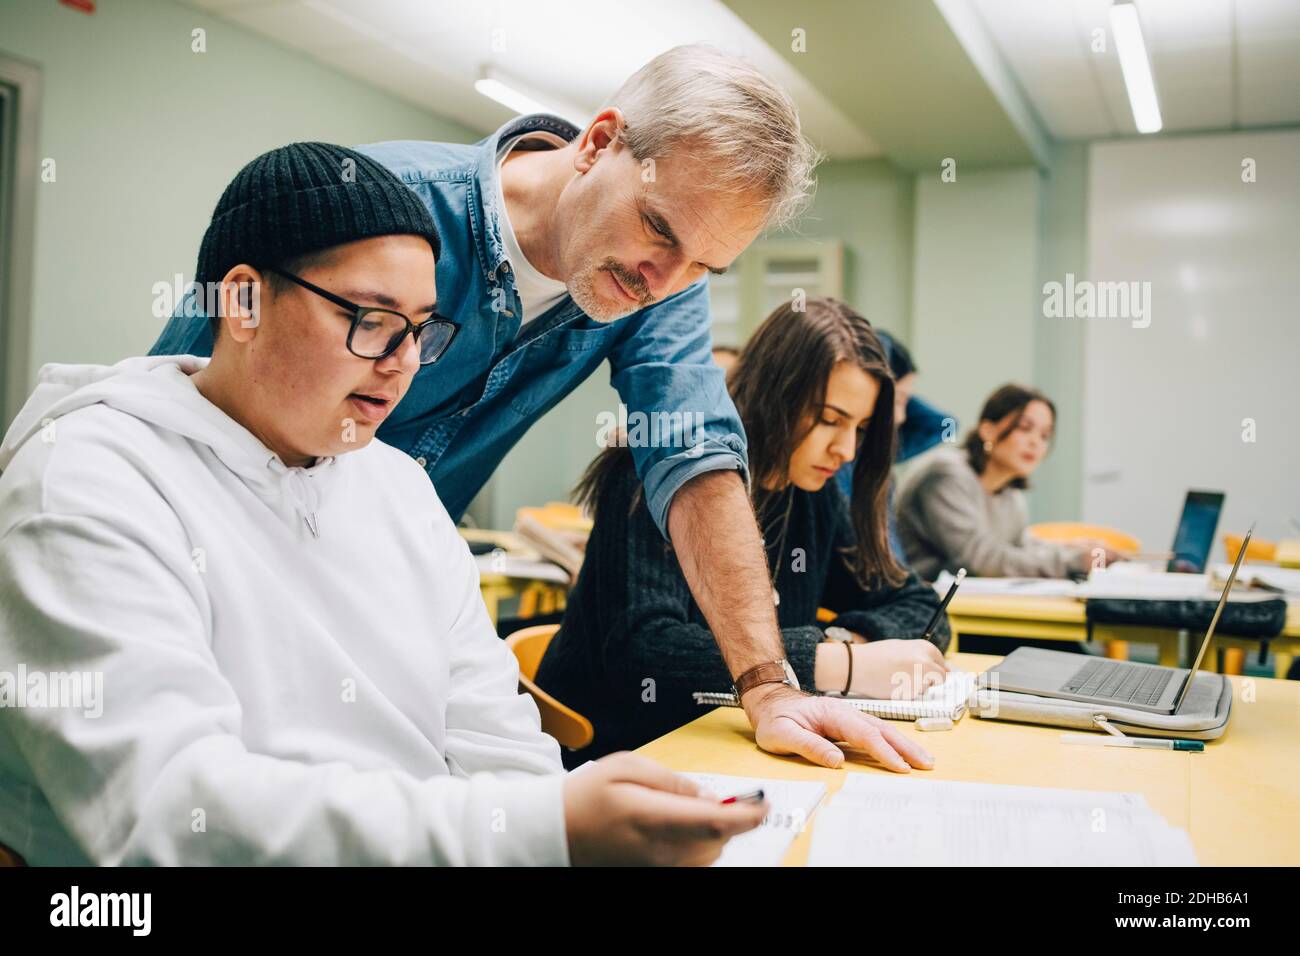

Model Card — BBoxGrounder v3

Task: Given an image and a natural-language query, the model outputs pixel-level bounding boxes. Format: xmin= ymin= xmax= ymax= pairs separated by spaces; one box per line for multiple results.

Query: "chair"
xmin=1027 ymin=522 xmax=1141 ymax=555
xmin=1028 ymin=524 xmax=1141 ymax=662
xmin=505 ymin=624 xmax=594 ymax=751
xmin=1223 ymin=532 xmax=1276 ymax=564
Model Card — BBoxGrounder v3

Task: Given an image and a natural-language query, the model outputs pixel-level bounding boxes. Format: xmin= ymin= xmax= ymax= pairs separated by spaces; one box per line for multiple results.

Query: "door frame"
xmin=0 ymin=50 xmax=41 ymax=431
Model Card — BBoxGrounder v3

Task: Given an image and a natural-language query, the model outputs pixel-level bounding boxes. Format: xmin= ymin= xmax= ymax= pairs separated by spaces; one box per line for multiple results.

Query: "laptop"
xmin=981 ymin=525 xmax=1254 ymax=715
xmin=1167 ymin=490 xmax=1225 ymax=573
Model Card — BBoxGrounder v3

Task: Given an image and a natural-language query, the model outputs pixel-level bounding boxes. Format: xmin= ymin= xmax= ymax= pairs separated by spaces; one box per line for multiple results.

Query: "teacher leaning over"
xmin=152 ymin=44 xmax=932 ymax=773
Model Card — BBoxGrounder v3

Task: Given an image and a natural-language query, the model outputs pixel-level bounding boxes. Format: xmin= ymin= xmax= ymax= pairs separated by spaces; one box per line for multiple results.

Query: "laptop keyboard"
xmin=1061 ymin=659 xmax=1176 ymax=706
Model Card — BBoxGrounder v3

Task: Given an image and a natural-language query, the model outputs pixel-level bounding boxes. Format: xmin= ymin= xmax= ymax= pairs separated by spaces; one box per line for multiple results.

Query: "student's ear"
xmin=977 ymin=420 xmax=999 ymax=447
xmin=218 ymin=265 xmax=264 ymax=344
xmin=573 ymin=108 xmax=627 ymax=173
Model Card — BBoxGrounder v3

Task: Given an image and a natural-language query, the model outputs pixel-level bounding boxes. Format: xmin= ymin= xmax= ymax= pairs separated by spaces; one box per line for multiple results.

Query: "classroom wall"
xmin=909 ymin=167 xmax=1042 ymax=452
xmin=0 ymin=0 xmax=477 ymax=404
xmin=795 ymin=158 xmax=915 ymax=343
xmin=1083 ymin=128 xmax=1300 ymax=552
xmin=1031 ymin=140 xmax=1089 ymax=523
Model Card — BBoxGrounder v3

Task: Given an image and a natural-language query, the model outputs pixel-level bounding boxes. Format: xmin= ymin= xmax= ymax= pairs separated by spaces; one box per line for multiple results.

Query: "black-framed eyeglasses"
xmin=267 ymin=267 xmax=459 ymax=366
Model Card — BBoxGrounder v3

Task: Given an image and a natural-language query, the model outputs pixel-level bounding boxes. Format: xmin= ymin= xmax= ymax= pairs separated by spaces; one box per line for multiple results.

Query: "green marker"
xmin=1061 ymin=733 xmax=1204 ymax=752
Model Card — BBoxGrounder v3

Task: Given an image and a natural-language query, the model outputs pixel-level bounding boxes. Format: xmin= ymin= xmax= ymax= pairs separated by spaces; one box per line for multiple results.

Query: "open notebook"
xmin=683 ymin=773 xmax=826 ymax=867
xmin=693 ymin=669 xmax=976 ymax=721
xmin=565 ymin=766 xmax=826 ymax=866
xmin=808 ymin=775 xmax=1197 ymax=866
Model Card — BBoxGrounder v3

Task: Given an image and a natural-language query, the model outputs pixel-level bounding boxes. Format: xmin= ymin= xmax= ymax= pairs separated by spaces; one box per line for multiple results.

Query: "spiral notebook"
xmin=692 ymin=669 xmax=976 ymax=721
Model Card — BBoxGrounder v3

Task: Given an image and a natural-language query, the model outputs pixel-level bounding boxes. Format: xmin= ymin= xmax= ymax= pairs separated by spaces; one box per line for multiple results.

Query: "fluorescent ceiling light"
xmin=474 ymin=68 xmax=587 ymax=127
xmin=1109 ymin=1 xmax=1162 ymax=134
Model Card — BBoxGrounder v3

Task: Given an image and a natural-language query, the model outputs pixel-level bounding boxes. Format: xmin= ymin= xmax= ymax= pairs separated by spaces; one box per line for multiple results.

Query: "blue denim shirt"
xmin=149 ymin=114 xmax=748 ymax=537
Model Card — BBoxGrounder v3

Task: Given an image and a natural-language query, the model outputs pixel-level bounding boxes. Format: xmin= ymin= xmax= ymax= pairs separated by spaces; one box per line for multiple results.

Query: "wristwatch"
xmin=732 ymin=658 xmax=800 ymax=700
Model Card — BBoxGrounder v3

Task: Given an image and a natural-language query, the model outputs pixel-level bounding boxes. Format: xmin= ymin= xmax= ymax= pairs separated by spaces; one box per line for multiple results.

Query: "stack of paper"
xmin=472 ymin=552 xmax=570 ymax=584
xmin=933 ymin=571 xmax=1082 ymax=598
xmin=1212 ymin=562 xmax=1300 ymax=597
xmin=935 ymin=565 xmax=1275 ymax=604
xmin=807 ymin=775 xmax=1197 ymax=866
xmin=683 ymin=773 xmax=826 ymax=867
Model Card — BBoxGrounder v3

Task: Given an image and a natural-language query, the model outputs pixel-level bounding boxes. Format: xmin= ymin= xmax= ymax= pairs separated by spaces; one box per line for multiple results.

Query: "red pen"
xmin=720 ymin=789 xmax=765 ymax=805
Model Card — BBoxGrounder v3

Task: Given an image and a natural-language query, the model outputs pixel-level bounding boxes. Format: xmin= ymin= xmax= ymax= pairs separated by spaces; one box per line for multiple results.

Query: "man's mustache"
xmin=601 ymin=259 xmax=651 ymax=305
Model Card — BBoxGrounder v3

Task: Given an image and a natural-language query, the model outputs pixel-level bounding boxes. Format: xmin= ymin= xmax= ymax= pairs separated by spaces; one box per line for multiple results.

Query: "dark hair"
xmin=874 ymin=329 xmax=916 ymax=381
xmin=575 ymin=296 xmax=905 ymax=589
xmin=963 ymin=383 xmax=1057 ymax=490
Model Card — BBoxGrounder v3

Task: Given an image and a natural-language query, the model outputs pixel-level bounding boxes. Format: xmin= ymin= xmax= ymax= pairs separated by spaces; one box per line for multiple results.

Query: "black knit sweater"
xmin=534 ymin=453 xmax=951 ymax=764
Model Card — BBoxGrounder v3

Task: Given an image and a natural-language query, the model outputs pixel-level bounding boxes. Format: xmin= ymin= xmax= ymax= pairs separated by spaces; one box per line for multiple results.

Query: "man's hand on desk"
xmin=742 ymin=683 xmax=935 ymax=772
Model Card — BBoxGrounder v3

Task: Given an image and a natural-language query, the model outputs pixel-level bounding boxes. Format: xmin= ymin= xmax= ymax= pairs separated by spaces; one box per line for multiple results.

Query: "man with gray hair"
xmin=151 ymin=44 xmax=931 ymax=772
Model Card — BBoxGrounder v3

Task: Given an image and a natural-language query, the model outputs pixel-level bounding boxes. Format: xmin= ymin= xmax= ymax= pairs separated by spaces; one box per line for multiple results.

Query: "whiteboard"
xmin=1083 ymin=130 xmax=1300 ymax=557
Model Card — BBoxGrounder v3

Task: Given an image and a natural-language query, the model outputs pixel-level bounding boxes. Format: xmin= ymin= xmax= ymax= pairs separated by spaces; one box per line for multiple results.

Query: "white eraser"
xmin=916 ymin=717 xmax=953 ymax=732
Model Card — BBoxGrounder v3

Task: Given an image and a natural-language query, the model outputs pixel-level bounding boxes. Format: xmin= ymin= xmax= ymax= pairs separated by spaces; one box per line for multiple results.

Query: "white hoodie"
xmin=0 ymin=355 xmax=568 ymax=865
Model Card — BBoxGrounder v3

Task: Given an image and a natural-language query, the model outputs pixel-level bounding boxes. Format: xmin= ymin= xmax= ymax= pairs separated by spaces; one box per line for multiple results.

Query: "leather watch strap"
xmin=732 ymin=660 xmax=792 ymax=699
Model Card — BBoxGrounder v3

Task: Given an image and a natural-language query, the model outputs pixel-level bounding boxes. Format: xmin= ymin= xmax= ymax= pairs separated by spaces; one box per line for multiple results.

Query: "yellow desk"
xmin=637 ymin=653 xmax=1300 ymax=866
xmin=947 ymin=594 xmax=1300 ymax=678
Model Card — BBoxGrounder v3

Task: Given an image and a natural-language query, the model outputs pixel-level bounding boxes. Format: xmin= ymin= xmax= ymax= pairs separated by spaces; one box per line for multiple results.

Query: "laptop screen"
xmin=1167 ymin=490 xmax=1225 ymax=573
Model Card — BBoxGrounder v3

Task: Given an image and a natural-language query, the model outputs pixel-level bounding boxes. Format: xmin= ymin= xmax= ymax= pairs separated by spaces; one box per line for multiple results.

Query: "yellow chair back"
xmin=505 ymin=625 xmax=594 ymax=751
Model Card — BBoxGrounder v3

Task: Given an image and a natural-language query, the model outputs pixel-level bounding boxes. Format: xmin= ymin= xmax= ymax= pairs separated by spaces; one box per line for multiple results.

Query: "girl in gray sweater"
xmin=896 ymin=384 xmax=1098 ymax=580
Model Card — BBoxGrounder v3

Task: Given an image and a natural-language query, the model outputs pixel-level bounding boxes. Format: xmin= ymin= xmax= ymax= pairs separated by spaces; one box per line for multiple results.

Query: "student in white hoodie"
xmin=0 ymin=143 xmax=763 ymax=866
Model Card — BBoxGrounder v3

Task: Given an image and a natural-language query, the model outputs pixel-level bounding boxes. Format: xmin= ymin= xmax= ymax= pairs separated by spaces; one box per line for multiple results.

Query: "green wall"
xmin=796 ymin=158 xmax=915 ymax=342
xmin=0 ymin=0 xmax=477 ymax=397
xmin=910 ymin=166 xmax=1042 ymax=439
xmin=1031 ymin=140 xmax=1089 ymax=522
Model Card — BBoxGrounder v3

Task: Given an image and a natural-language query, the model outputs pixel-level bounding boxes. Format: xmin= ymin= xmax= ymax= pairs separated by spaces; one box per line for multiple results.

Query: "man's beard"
xmin=567 ymin=258 xmax=651 ymax=323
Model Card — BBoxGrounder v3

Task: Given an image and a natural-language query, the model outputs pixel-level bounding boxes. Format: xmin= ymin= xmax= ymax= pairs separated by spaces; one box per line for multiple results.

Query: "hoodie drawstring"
xmin=266 ymin=457 xmax=328 ymax=539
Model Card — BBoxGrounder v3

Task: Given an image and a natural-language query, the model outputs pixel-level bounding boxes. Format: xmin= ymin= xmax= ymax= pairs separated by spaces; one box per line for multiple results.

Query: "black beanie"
xmin=195 ymin=142 xmax=440 ymax=289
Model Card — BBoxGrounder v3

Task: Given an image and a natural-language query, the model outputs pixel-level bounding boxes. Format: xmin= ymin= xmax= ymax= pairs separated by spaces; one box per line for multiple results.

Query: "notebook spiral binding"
xmin=691 ymin=690 xmax=968 ymax=720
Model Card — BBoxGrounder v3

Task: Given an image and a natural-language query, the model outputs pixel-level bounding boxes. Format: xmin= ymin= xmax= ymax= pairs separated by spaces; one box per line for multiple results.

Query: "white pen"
xmin=1060 ymin=733 xmax=1204 ymax=752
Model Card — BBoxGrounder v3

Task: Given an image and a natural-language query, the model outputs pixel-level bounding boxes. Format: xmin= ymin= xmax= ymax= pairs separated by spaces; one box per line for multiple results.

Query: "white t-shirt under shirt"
xmin=496 ymin=134 xmax=569 ymax=328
